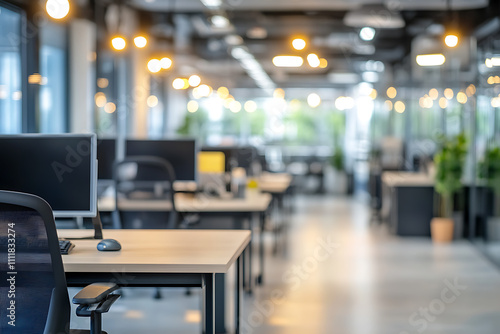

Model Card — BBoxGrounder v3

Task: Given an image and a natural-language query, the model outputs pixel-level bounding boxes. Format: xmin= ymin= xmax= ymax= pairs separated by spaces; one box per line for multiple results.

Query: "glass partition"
xmin=0 ymin=4 xmax=22 ymax=134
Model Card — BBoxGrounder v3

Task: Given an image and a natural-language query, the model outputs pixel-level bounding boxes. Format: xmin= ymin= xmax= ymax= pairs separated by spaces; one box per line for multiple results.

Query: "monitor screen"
xmin=126 ymin=139 xmax=197 ymax=181
xmin=0 ymin=134 xmax=97 ymax=218
xmin=202 ymin=146 xmax=257 ymax=172
xmin=97 ymin=138 xmax=116 ymax=180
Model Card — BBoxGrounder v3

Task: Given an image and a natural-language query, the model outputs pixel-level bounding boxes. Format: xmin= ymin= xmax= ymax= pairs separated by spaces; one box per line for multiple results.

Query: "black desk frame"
xmin=66 ymin=252 xmax=244 ymax=334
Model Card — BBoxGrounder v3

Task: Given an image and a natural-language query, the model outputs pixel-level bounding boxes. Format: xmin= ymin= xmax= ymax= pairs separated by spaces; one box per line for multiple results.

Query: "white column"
xmin=69 ymin=19 xmax=96 ymax=133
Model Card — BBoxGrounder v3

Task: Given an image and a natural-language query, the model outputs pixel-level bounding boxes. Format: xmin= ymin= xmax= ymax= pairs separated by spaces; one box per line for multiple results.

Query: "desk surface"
xmin=382 ymin=172 xmax=435 ymax=187
xmin=98 ymin=191 xmax=272 ymax=212
xmin=175 ymin=192 xmax=271 ymax=212
xmin=258 ymin=173 xmax=292 ymax=194
xmin=59 ymin=229 xmax=251 ymax=274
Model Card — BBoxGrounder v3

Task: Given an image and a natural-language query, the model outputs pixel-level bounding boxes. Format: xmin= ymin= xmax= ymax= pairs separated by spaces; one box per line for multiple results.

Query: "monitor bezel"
xmin=0 ymin=133 xmax=98 ymax=218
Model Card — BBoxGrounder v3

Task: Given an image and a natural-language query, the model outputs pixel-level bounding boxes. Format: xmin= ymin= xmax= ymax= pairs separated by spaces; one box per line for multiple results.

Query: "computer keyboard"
xmin=59 ymin=239 xmax=75 ymax=255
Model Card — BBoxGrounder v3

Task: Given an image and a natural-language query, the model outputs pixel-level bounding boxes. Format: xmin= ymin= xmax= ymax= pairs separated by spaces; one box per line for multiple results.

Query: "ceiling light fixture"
xmin=211 ymin=15 xmax=230 ymax=28
xmin=273 ymin=56 xmax=304 ymax=68
xmin=387 ymin=87 xmax=397 ymax=99
xmin=188 ymin=75 xmax=201 ymax=87
xmin=46 ymin=0 xmax=70 ymax=20
xmin=225 ymin=35 xmax=244 ymax=46
xmin=200 ymin=0 xmax=221 ymax=9
xmin=444 ymin=34 xmax=458 ymax=47
xmin=319 ymin=58 xmax=328 ymax=68
xmin=491 ymin=57 xmax=500 ymax=66
xmin=232 ymin=47 xmax=275 ymax=94
xmin=359 ymin=27 xmax=376 ymax=41
xmin=111 ymin=36 xmax=126 ymax=51
xmin=172 ymin=78 xmax=189 ymax=90
xmin=308 ymin=93 xmax=321 ymax=108
xmin=416 ymin=54 xmax=446 ymax=66
xmin=160 ymin=57 xmax=173 ymax=69
xmin=134 ymin=36 xmax=148 ymax=48
xmin=244 ymin=100 xmax=257 ymax=113
xmin=307 ymin=54 xmax=320 ymax=68
xmin=147 ymin=59 xmax=161 ymax=73
xmin=247 ymin=27 xmax=268 ymax=39
xmin=292 ymin=38 xmax=307 ymax=51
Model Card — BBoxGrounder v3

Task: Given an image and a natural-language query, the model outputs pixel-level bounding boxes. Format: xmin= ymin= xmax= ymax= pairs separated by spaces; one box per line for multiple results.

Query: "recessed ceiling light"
xmin=211 ymin=15 xmax=230 ymax=28
xmin=416 ymin=54 xmax=446 ymax=66
xmin=225 ymin=35 xmax=244 ymax=46
xmin=444 ymin=34 xmax=459 ymax=47
xmin=200 ymin=0 xmax=222 ymax=9
xmin=273 ymin=56 xmax=304 ymax=68
xmin=292 ymin=38 xmax=307 ymax=51
xmin=247 ymin=27 xmax=268 ymax=39
xmin=359 ymin=27 xmax=375 ymax=41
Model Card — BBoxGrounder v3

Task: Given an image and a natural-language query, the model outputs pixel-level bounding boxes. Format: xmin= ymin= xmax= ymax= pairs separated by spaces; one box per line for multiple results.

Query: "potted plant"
xmin=478 ymin=146 xmax=500 ymax=240
xmin=330 ymin=145 xmax=347 ymax=194
xmin=432 ymin=133 xmax=468 ymax=243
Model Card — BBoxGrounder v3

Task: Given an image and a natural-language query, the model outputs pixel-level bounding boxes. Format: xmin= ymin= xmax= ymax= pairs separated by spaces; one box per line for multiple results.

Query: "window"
xmin=0 ymin=4 xmax=22 ymax=134
xmin=39 ymin=21 xmax=67 ymax=133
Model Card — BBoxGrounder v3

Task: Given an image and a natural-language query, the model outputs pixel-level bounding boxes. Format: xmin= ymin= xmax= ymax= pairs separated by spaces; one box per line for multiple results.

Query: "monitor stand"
xmin=71 ymin=205 xmax=104 ymax=240
xmin=91 ymin=209 xmax=104 ymax=239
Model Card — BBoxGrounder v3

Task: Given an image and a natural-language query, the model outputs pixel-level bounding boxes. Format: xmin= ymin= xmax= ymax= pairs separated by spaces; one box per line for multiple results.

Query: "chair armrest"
xmin=72 ymin=283 xmax=119 ymax=305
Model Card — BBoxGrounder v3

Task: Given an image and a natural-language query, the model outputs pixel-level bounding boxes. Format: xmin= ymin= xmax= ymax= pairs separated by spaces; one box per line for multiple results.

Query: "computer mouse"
xmin=97 ymin=239 xmax=122 ymax=251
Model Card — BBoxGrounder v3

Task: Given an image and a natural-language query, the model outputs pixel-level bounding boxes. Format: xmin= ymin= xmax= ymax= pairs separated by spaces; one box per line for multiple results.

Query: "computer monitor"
xmin=97 ymin=138 xmax=116 ymax=180
xmin=126 ymin=139 xmax=197 ymax=181
xmin=198 ymin=151 xmax=226 ymax=174
xmin=0 ymin=134 xmax=98 ymax=218
xmin=202 ymin=146 xmax=258 ymax=172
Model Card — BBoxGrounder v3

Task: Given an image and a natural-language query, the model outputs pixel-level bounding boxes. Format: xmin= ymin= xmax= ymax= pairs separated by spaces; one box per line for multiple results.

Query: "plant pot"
xmin=431 ymin=217 xmax=454 ymax=243
xmin=487 ymin=216 xmax=500 ymax=242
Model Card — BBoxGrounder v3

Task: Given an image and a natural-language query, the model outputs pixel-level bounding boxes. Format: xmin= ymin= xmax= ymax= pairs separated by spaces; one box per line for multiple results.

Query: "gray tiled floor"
xmin=70 ymin=195 xmax=500 ymax=333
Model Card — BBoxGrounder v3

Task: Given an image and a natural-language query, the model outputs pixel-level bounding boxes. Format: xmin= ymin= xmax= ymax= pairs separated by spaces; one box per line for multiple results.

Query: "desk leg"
xmin=203 ymin=273 xmax=215 ymax=334
xmin=215 ymin=274 xmax=226 ymax=333
xmin=258 ymin=211 xmax=265 ymax=285
xmin=235 ymin=256 xmax=242 ymax=334
xmin=247 ymin=232 xmax=253 ymax=295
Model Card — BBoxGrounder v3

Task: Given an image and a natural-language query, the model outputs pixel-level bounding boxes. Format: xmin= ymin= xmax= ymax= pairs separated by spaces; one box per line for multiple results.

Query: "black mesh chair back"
xmin=0 ymin=190 xmax=71 ymax=334
xmin=113 ymin=156 xmax=178 ymax=229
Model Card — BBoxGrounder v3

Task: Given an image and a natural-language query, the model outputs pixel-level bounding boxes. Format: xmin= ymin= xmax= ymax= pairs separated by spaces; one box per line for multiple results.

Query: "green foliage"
xmin=284 ymin=109 xmax=317 ymax=144
xmin=176 ymin=109 xmax=208 ymax=137
xmin=434 ymin=133 xmax=467 ymax=196
xmin=434 ymin=133 xmax=468 ymax=217
xmin=331 ymin=145 xmax=344 ymax=171
xmin=249 ymin=109 xmax=266 ymax=136
xmin=479 ymin=146 xmax=500 ymax=195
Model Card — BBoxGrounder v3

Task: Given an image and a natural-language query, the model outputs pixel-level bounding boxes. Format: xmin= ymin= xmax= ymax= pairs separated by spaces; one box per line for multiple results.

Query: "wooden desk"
xmin=97 ymin=192 xmax=272 ymax=289
xmin=175 ymin=192 xmax=272 ymax=213
xmin=175 ymin=192 xmax=272 ymax=289
xmin=258 ymin=173 xmax=293 ymax=254
xmin=59 ymin=229 xmax=250 ymax=334
xmin=381 ymin=172 xmax=434 ymax=236
xmin=258 ymin=173 xmax=292 ymax=194
xmin=98 ymin=192 xmax=272 ymax=213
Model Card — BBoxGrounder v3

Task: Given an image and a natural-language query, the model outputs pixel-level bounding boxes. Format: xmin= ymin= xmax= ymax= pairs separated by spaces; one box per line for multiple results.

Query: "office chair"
xmin=113 ymin=156 xmax=178 ymax=230
xmin=0 ymin=190 xmax=120 ymax=334
xmin=113 ymin=156 xmax=177 ymax=299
